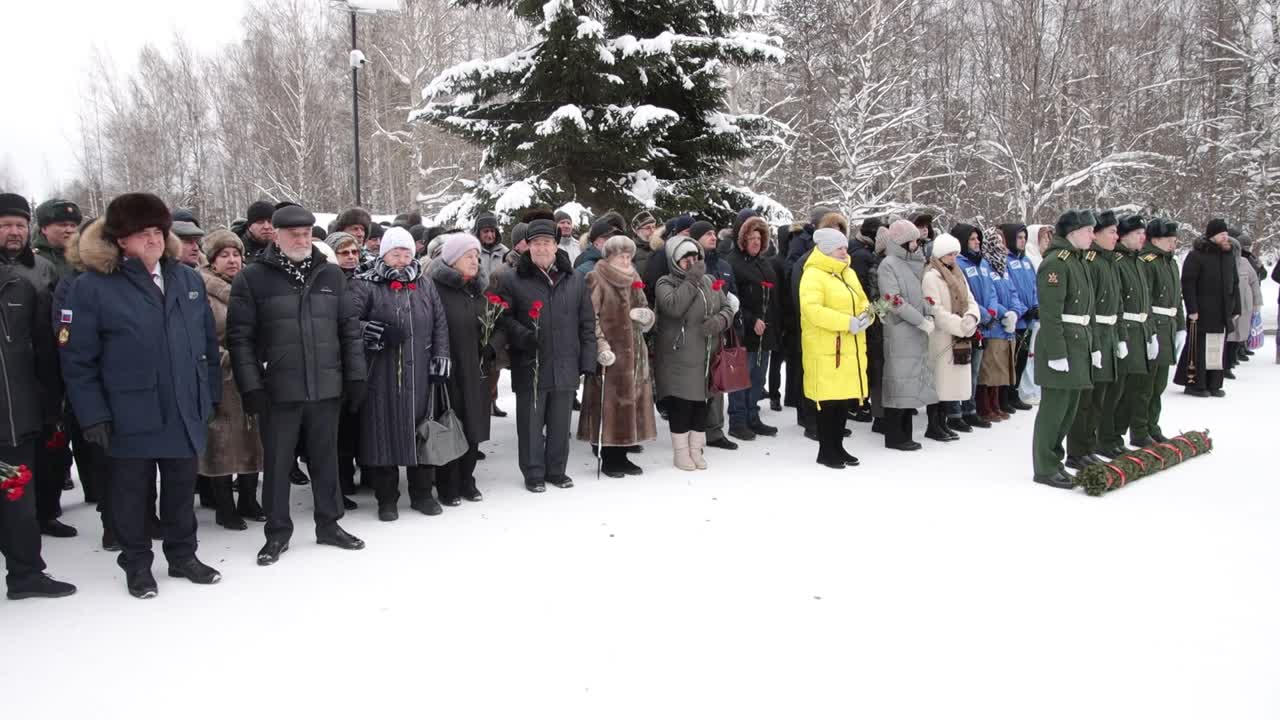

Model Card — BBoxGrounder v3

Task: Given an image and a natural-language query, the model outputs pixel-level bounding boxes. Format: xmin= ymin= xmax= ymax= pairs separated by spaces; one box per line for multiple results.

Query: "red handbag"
xmin=709 ymin=325 xmax=752 ymax=394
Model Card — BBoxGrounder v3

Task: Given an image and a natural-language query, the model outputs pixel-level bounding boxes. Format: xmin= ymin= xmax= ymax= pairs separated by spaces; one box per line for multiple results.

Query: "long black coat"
xmin=0 ymin=267 xmax=58 ymax=447
xmin=727 ymin=248 xmax=781 ymax=353
xmin=1181 ymin=239 xmax=1241 ymax=334
xmin=429 ymin=260 xmax=492 ymax=448
xmin=227 ymin=244 xmax=367 ymax=404
xmin=493 ymin=250 xmax=596 ymax=394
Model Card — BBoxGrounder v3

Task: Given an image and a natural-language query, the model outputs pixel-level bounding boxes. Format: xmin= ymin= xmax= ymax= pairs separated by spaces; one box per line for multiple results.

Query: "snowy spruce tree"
xmin=411 ymin=0 xmax=786 ymax=226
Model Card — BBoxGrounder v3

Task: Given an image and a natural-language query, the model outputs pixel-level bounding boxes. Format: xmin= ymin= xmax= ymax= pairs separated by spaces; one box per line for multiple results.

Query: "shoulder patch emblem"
xmin=964 ymin=267 xmax=977 ymax=278
xmin=1046 ymin=272 xmax=1060 ymax=286
xmin=1057 ymin=250 xmax=1071 ymax=260
xmin=57 ymin=326 xmax=70 ymax=347
xmin=1086 ymin=251 xmax=1096 ymax=262
xmin=1141 ymin=254 xmax=1156 ymax=262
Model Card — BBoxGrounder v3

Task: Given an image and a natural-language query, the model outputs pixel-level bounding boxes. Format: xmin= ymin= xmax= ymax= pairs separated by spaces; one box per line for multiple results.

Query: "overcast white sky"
xmin=1 ymin=0 xmax=251 ymax=197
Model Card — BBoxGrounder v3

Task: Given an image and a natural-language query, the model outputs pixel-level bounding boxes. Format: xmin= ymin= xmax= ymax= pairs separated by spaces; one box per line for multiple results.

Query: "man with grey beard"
xmin=227 ymin=204 xmax=368 ymax=566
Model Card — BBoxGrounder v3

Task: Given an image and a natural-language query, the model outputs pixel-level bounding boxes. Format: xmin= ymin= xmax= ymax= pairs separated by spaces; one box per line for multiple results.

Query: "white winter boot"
xmin=671 ymin=432 xmax=696 ymax=471
xmin=688 ymin=431 xmax=709 ymax=470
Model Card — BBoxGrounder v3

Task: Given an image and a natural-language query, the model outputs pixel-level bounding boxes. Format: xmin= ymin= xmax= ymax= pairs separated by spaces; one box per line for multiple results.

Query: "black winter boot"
xmin=235 ymin=476 xmax=267 ymax=521
xmin=196 ymin=475 xmax=215 ymax=509
xmin=213 ymin=477 xmax=246 ymax=531
xmin=923 ymin=405 xmax=954 ymax=442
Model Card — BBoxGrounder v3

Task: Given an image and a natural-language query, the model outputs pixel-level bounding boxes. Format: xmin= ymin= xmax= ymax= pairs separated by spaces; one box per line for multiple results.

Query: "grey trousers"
xmin=704 ymin=392 xmax=726 ymax=441
xmin=515 ymin=388 xmax=575 ymax=483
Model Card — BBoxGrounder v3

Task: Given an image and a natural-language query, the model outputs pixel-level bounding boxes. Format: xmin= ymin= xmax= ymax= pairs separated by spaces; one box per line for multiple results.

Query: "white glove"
xmin=918 ymin=317 xmax=935 ymax=335
xmin=1146 ymin=336 xmax=1159 ymax=360
xmin=848 ymin=313 xmax=872 ymax=335
xmin=725 ymin=291 xmax=740 ymax=314
xmin=1002 ymin=310 xmax=1018 ymax=333
xmin=1048 ymin=358 xmax=1069 ymax=372
xmin=1091 ymin=350 xmax=1103 ymax=368
xmin=597 ymin=349 xmax=616 ymax=367
xmin=1175 ymin=330 xmax=1187 ymax=356
xmin=1116 ymin=341 xmax=1129 ymax=359
xmin=629 ymin=307 xmax=655 ymax=332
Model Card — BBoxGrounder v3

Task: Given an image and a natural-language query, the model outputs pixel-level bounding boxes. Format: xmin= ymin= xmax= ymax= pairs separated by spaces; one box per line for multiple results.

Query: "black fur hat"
xmin=104 ymin=193 xmax=171 ymax=241
xmin=336 ymin=207 xmax=372 ymax=234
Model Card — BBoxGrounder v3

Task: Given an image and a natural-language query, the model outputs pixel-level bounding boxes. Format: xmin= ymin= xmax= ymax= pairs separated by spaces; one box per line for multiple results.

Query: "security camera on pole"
xmin=340 ymin=0 xmax=399 ymax=207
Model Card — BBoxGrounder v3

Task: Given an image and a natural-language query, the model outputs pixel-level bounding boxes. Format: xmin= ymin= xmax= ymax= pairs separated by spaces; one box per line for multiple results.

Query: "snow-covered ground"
xmin=4 ymin=353 xmax=1278 ymax=719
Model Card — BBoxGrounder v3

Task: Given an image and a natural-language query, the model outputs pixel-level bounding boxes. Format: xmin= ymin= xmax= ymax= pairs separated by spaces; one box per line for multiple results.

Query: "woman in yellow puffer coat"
xmin=800 ymin=227 xmax=872 ymax=469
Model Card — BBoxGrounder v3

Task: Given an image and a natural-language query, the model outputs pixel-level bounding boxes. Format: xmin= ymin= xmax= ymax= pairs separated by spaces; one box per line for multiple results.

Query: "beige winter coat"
xmin=922 ymin=265 xmax=981 ymax=402
xmin=199 ymin=267 xmax=263 ymax=476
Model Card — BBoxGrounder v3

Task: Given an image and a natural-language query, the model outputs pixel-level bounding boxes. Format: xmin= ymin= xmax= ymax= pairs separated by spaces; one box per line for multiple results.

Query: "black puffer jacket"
xmin=727 ymin=247 xmax=781 ymax=353
xmin=1181 ymin=238 xmax=1241 ymax=334
xmin=227 ymin=244 xmax=367 ymax=403
xmin=0 ymin=267 xmax=58 ymax=447
xmin=492 ymin=250 xmax=596 ymax=394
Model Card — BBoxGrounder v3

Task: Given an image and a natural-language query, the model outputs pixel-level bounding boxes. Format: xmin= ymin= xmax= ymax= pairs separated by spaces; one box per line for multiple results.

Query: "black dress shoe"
xmin=841 ymin=451 xmax=861 ymax=466
xmin=1065 ymin=455 xmax=1089 ymax=470
xmin=803 ymin=426 xmax=819 ymax=441
xmin=462 ymin=488 xmax=484 ymax=502
xmin=441 ymin=497 xmax=462 ymax=507
xmin=126 ymin=567 xmax=159 ymax=599
xmin=526 ymin=479 xmax=546 ymax=493
xmin=257 ymin=539 xmax=289 ymax=566
xmin=378 ymin=505 xmax=399 ymax=522
xmin=886 ymin=441 xmax=922 ymax=451
xmin=6 ymin=573 xmax=77 ymax=600
xmin=728 ymin=424 xmax=756 ymax=441
xmin=547 ymin=475 xmax=574 ymax=489
xmin=491 ymin=403 xmax=507 ymax=418
xmin=342 ymin=496 xmax=358 ymax=511
xmin=770 ymin=398 xmax=782 ymax=412
xmin=748 ymin=419 xmax=778 ymax=437
xmin=1085 ymin=454 xmax=1108 ymax=466
xmin=168 ymin=557 xmax=221 ymax=585
xmin=1184 ymin=387 xmax=1210 ymax=397
xmin=1129 ymin=436 xmax=1154 ymax=449
xmin=947 ymin=417 xmax=973 ymax=433
xmin=40 ymin=519 xmax=78 ymax=538
xmin=1011 ymin=398 xmax=1033 ymax=411
xmin=1033 ymin=471 xmax=1076 ymax=489
xmin=1096 ymin=446 xmax=1126 ymax=459
xmin=962 ymin=413 xmax=992 ymax=429
xmin=411 ymin=497 xmax=444 ymax=515
xmin=290 ymin=467 xmax=309 ymax=486
xmin=1151 ymin=432 xmax=1170 ymax=443
xmin=1210 ymin=388 xmax=1226 ymax=397
xmin=1223 ymin=369 xmax=1237 ymax=380
xmin=317 ymin=527 xmax=365 ymax=551
xmin=816 ymin=456 xmax=847 ymax=469
xmin=707 ymin=437 xmax=738 ymax=450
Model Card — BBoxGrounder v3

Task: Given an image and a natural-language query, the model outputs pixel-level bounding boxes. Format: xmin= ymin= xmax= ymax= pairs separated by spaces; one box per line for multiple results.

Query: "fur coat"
xmin=199 ymin=266 xmax=263 ymax=476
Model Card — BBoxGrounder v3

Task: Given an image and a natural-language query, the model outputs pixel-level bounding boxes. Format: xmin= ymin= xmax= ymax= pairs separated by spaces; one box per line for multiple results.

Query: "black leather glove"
xmin=83 ymin=422 xmax=112 ymax=450
xmin=242 ymin=389 xmax=269 ymax=417
xmin=379 ymin=324 xmax=406 ymax=347
xmin=362 ymin=320 xmax=387 ymax=345
xmin=1025 ymin=307 xmax=1039 ymax=322
xmin=344 ymin=380 xmax=368 ymax=413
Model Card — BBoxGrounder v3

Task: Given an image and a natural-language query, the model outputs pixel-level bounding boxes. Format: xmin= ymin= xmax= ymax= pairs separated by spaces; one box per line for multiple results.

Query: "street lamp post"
xmin=343 ymin=0 xmax=399 ymax=208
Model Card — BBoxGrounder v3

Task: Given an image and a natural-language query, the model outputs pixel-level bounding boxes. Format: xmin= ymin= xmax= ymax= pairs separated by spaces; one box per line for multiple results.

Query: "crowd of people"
xmin=0 ymin=189 xmax=1272 ymax=600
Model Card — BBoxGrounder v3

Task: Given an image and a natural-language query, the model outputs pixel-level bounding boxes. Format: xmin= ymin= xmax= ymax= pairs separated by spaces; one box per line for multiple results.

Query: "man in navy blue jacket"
xmin=61 ymin=194 xmax=222 ymax=599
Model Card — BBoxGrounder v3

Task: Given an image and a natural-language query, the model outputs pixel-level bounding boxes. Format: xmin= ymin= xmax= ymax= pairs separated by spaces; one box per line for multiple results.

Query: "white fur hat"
xmin=379 ymin=226 xmax=416 ymax=260
xmin=931 ymin=233 xmax=961 ymax=259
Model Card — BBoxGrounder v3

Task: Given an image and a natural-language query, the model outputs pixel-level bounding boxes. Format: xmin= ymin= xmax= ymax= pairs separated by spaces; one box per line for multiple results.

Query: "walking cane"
xmin=596 ymin=365 xmax=607 ymax=480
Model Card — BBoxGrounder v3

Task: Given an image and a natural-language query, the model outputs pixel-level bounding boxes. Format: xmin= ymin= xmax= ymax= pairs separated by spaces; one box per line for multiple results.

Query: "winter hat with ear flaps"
xmin=1055 ymin=209 xmax=1095 ymax=239
xmin=1117 ymin=215 xmax=1146 ymax=236
xmin=104 ymin=193 xmax=171 ymax=241
xmin=1093 ymin=210 xmax=1118 ymax=231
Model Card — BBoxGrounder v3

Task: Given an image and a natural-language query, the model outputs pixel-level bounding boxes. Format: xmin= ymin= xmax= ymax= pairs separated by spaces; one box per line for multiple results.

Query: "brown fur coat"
xmin=198 ymin=266 xmax=263 ymax=476
xmin=576 ymin=259 xmax=658 ymax=447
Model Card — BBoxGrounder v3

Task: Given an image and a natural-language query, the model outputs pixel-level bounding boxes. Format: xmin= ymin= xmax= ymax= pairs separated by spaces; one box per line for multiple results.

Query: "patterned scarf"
xmin=981 ymin=231 xmax=1008 ymax=276
xmin=268 ymin=248 xmax=314 ymax=288
xmin=361 ymin=256 xmax=421 ymax=284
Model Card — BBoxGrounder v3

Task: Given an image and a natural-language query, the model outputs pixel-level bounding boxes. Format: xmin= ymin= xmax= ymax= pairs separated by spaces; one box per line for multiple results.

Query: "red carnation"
xmin=408 ymin=283 xmax=417 ymax=291
xmin=974 ymin=330 xmax=984 ymax=342
xmin=987 ymin=307 xmax=996 ymax=317
xmin=390 ymin=281 xmax=404 ymax=291
xmin=711 ymin=279 xmax=725 ymax=292
xmin=486 ymin=293 xmax=504 ymax=305
xmin=529 ymin=307 xmax=542 ymax=320
xmin=532 ymin=300 xmax=544 ymax=311
xmin=761 ymin=280 xmax=775 ymax=289
xmin=925 ymin=296 xmax=936 ymax=306
xmin=884 ymin=294 xmax=892 ymax=300
xmin=632 ymin=280 xmax=645 ymax=290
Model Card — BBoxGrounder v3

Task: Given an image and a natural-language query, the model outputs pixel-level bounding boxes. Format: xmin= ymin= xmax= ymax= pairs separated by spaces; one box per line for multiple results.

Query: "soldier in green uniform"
xmin=1097 ymin=215 xmax=1154 ymax=455
xmin=1065 ymin=210 xmax=1121 ymax=469
xmin=1129 ymin=219 xmax=1186 ymax=444
xmin=1031 ymin=210 xmax=1096 ymax=489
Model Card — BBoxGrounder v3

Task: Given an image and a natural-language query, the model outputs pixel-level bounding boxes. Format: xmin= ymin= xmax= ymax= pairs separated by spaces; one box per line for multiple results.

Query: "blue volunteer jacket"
xmin=59 ymin=221 xmax=220 ymax=459
xmin=957 ymin=252 xmax=998 ymax=331
xmin=984 ymin=266 xmax=1027 ymax=340
xmin=1005 ymin=252 xmax=1038 ymax=329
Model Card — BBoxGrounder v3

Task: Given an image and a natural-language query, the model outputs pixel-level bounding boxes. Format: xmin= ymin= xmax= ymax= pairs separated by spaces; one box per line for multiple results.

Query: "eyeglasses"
xmin=337 ymin=249 xmax=360 ymax=256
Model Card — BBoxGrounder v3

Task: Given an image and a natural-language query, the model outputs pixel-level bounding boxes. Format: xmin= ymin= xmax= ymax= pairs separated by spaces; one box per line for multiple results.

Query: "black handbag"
xmin=951 ymin=339 xmax=973 ymax=365
xmin=416 ymin=385 xmax=470 ymax=467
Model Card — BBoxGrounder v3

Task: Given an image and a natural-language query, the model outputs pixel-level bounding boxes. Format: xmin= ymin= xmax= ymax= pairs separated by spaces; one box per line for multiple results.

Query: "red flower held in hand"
xmin=486 ymin=293 xmax=504 ymax=305
xmin=925 ymin=296 xmax=936 ymax=306
xmin=761 ymin=280 xmax=775 ymax=289
xmin=711 ymin=279 xmax=725 ymax=292
xmin=974 ymin=330 xmax=984 ymax=342
xmin=390 ymin=281 xmax=404 ymax=291
xmin=529 ymin=306 xmax=542 ymax=320
xmin=987 ymin=307 xmax=996 ymax=317
xmin=408 ymin=283 xmax=417 ymax=291
xmin=532 ymin=300 xmax=544 ymax=311
xmin=632 ymin=280 xmax=645 ymax=290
